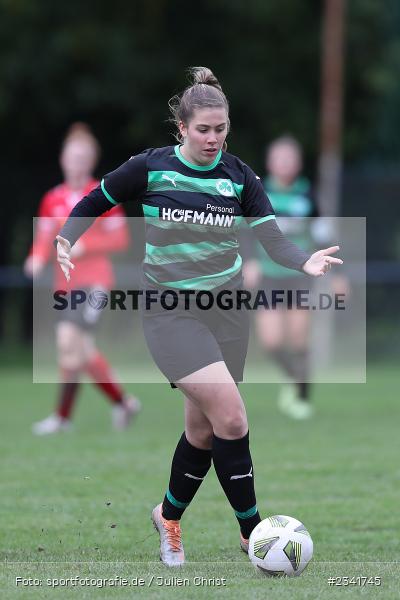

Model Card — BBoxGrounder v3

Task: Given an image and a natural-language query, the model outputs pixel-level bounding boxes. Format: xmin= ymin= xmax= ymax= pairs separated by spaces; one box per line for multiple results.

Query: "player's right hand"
xmin=56 ymin=235 xmax=74 ymax=282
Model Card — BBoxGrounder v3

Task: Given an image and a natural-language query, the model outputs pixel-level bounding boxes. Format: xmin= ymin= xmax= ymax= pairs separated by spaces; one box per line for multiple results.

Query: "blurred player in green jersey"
xmin=243 ymin=136 xmax=316 ymax=419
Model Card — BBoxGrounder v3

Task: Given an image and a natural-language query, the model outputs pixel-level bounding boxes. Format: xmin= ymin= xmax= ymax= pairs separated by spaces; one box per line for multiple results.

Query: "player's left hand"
xmin=302 ymin=246 xmax=343 ymax=277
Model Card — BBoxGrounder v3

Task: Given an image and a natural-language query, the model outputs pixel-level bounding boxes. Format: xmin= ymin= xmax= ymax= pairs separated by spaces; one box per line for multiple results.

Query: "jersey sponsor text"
xmin=161 ymin=207 xmax=235 ymax=227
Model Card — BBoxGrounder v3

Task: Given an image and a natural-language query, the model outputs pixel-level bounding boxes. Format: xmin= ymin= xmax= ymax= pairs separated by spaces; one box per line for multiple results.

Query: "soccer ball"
xmin=248 ymin=515 xmax=313 ymax=577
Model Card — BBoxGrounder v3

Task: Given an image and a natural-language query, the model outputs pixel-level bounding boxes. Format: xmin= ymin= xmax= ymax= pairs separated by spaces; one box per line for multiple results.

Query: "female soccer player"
xmin=243 ymin=136 xmax=316 ymax=419
xmin=25 ymin=123 xmax=140 ymax=435
xmin=55 ymin=69 xmax=342 ymax=565
xmin=243 ymin=136 xmax=349 ymax=419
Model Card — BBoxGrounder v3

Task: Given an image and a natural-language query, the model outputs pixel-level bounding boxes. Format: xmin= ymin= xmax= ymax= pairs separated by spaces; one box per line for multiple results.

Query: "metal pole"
xmin=317 ymin=0 xmax=345 ymax=217
xmin=313 ymin=0 xmax=346 ymax=371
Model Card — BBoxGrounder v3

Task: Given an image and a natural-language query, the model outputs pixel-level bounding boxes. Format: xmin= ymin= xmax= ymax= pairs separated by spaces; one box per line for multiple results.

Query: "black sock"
xmin=270 ymin=349 xmax=297 ymax=379
xmin=291 ymin=349 xmax=310 ymax=401
xmin=212 ymin=431 xmax=261 ymax=539
xmin=297 ymin=381 xmax=310 ymax=401
xmin=271 ymin=348 xmax=311 ymax=401
xmin=162 ymin=433 xmax=212 ymax=521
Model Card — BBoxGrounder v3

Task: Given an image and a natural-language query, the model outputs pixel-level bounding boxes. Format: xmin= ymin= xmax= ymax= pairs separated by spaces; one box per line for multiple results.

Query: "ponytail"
xmin=169 ymin=66 xmax=229 ymax=143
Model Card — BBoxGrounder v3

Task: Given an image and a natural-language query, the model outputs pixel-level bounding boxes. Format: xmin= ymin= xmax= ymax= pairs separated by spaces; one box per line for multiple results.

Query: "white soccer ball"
xmin=248 ymin=515 xmax=313 ymax=577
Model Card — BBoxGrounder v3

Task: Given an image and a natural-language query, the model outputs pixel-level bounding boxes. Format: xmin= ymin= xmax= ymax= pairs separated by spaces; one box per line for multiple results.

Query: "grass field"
xmin=1 ymin=360 xmax=399 ymax=599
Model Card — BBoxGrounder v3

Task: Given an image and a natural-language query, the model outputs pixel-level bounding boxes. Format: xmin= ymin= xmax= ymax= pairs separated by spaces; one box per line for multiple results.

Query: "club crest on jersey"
xmin=216 ymin=179 xmax=234 ymax=197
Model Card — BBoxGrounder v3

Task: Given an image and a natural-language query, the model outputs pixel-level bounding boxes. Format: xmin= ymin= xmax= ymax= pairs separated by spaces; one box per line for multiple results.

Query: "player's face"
xmin=60 ymin=139 xmax=97 ymax=183
xmin=179 ymin=107 xmax=228 ymax=166
xmin=267 ymin=143 xmax=302 ymax=185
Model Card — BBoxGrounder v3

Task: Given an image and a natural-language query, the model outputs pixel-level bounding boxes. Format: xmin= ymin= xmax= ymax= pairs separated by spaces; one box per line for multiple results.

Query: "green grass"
xmin=1 ymin=363 xmax=399 ymax=598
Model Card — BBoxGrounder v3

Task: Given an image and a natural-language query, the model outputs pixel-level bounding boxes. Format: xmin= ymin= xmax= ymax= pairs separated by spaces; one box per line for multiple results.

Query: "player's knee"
xmin=57 ymin=331 xmax=85 ymax=369
xmin=58 ymin=348 xmax=84 ymax=370
xmin=217 ymin=411 xmax=248 ymax=439
xmin=262 ymin=338 xmax=282 ymax=352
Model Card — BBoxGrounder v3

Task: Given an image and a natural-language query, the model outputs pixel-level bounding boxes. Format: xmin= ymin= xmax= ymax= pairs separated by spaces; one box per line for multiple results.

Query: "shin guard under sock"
xmin=162 ymin=433 xmax=212 ymax=520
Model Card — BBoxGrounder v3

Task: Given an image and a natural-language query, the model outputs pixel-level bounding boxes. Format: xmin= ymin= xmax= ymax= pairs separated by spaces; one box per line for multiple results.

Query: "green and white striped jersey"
xmin=101 ymin=145 xmax=276 ymax=290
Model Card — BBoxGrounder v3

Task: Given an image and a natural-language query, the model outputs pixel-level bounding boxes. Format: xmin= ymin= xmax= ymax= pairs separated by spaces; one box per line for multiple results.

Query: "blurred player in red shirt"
xmin=24 ymin=123 xmax=140 ymax=434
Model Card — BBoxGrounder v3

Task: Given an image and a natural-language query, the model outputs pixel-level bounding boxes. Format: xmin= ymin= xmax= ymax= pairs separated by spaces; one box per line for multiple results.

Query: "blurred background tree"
xmin=0 ymin=0 xmax=399 ymax=353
